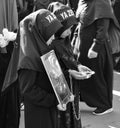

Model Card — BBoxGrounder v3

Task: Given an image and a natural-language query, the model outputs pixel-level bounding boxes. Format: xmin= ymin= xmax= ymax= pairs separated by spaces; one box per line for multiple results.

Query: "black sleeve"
xmin=50 ymin=40 xmax=79 ymax=71
xmin=92 ymin=18 xmax=110 ymax=52
xmin=19 ymin=69 xmax=57 ymax=108
xmin=0 ymin=53 xmax=11 ymax=76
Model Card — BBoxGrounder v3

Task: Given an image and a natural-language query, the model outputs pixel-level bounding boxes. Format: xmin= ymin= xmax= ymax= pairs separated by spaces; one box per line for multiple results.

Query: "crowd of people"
xmin=0 ymin=0 xmax=120 ymax=128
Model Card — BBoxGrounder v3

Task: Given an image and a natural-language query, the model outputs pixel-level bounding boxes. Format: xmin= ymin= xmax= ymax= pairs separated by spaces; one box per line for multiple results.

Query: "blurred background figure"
xmin=17 ymin=0 xmax=34 ymax=22
xmin=112 ymin=0 xmax=120 ymax=72
xmin=76 ymin=0 xmax=120 ymax=115
xmin=113 ymin=0 xmax=120 ymax=24
xmin=16 ymin=0 xmax=69 ymax=21
xmin=48 ymin=2 xmax=82 ymax=128
xmin=0 ymin=0 xmax=20 ymax=128
xmin=68 ymin=0 xmax=79 ymax=12
xmin=12 ymin=9 xmax=62 ymax=128
xmin=33 ymin=0 xmax=53 ymax=10
xmin=33 ymin=0 xmax=69 ymax=11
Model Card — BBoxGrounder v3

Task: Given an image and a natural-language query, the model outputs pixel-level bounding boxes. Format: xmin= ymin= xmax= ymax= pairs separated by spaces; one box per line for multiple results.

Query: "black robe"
xmin=113 ymin=1 xmax=120 ymax=25
xmin=19 ymin=69 xmax=57 ymax=128
xmin=0 ymin=43 xmax=20 ymax=128
xmin=76 ymin=0 xmax=119 ymax=109
xmin=2 ymin=9 xmax=62 ymax=128
xmin=51 ymin=37 xmax=82 ymax=128
xmin=79 ymin=19 xmax=113 ymax=109
xmin=112 ymin=1 xmax=120 ymax=71
xmin=0 ymin=0 xmax=19 ymax=127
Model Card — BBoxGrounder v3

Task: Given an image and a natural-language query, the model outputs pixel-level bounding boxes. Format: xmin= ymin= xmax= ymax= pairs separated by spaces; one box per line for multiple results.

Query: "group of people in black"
xmin=0 ymin=0 xmax=120 ymax=128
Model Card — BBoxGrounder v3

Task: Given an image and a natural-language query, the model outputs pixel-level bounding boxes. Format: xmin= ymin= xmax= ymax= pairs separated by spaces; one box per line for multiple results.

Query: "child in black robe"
xmin=48 ymin=2 xmax=83 ymax=128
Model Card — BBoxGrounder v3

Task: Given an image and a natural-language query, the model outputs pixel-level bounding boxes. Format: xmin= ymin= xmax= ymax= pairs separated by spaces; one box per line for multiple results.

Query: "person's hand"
xmin=68 ymin=69 xmax=88 ymax=80
xmin=78 ymin=64 xmax=91 ymax=72
xmin=88 ymin=49 xmax=98 ymax=59
xmin=78 ymin=64 xmax=95 ymax=78
xmin=88 ymin=42 xmax=98 ymax=59
xmin=69 ymin=94 xmax=74 ymax=102
xmin=57 ymin=104 xmax=66 ymax=111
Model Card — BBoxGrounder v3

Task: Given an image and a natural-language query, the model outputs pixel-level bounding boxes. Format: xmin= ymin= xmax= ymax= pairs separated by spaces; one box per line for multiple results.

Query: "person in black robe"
xmin=0 ymin=0 xmax=20 ymax=127
xmin=18 ymin=9 xmax=64 ymax=128
xmin=17 ymin=0 xmax=34 ymax=22
xmin=33 ymin=0 xmax=68 ymax=11
xmin=2 ymin=9 xmax=63 ymax=128
xmin=76 ymin=0 xmax=120 ymax=115
xmin=113 ymin=0 xmax=120 ymax=24
xmin=48 ymin=2 xmax=83 ymax=128
xmin=112 ymin=0 xmax=120 ymax=72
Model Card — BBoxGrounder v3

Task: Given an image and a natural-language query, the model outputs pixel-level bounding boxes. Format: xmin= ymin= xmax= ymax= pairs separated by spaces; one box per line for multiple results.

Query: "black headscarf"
xmin=2 ymin=9 xmax=62 ymax=92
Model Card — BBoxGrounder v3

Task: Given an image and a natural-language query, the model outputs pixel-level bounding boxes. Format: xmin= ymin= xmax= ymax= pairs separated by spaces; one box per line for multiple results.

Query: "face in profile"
xmin=46 ymin=35 xmax=55 ymax=45
xmin=60 ymin=26 xmax=72 ymax=38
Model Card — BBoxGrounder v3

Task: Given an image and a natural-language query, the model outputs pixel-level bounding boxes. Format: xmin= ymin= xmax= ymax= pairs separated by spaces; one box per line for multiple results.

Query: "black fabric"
xmin=48 ymin=3 xmax=82 ymax=126
xmin=0 ymin=81 xmax=20 ymax=128
xmin=2 ymin=9 xmax=62 ymax=92
xmin=76 ymin=0 xmax=120 ymax=54
xmin=69 ymin=0 xmax=79 ymax=12
xmin=19 ymin=69 xmax=57 ymax=107
xmin=78 ymin=17 xmax=113 ymax=109
xmin=77 ymin=0 xmax=119 ymax=29
xmin=2 ymin=9 xmax=62 ymax=128
xmin=24 ymin=101 xmax=57 ymax=128
xmin=34 ymin=0 xmax=52 ymax=10
xmin=49 ymin=36 xmax=82 ymax=128
xmin=17 ymin=9 xmax=62 ymax=71
xmin=51 ymin=37 xmax=79 ymax=70
xmin=0 ymin=42 xmax=20 ymax=128
xmin=112 ymin=1 xmax=120 ymax=71
xmin=0 ymin=1 xmax=19 ymax=127
xmin=113 ymin=1 xmax=120 ymax=25
xmin=2 ymin=31 xmax=20 ymax=92
xmin=57 ymin=79 xmax=82 ymax=128
xmin=18 ymin=69 xmax=57 ymax=128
